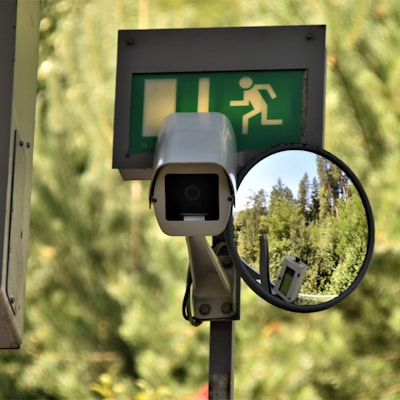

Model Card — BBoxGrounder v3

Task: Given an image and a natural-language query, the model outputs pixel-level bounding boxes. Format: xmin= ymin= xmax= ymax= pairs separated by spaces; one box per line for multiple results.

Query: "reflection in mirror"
xmin=233 ymin=150 xmax=369 ymax=306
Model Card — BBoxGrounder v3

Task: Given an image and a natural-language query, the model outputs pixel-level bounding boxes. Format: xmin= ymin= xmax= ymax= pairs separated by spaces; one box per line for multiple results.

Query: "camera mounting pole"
xmin=209 ymin=320 xmax=235 ymax=399
xmin=185 ymin=233 xmax=239 ymax=400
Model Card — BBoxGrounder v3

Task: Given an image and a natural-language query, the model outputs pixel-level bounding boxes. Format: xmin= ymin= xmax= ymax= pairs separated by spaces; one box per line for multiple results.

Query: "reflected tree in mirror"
xmin=233 ymin=150 xmax=369 ymax=306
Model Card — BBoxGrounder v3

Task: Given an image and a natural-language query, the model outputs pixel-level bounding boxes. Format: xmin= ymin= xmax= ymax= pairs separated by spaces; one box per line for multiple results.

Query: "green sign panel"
xmin=129 ymin=70 xmax=304 ymax=153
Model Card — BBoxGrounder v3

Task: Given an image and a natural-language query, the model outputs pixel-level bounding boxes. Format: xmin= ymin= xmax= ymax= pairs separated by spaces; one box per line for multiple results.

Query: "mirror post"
xmin=209 ymin=320 xmax=235 ymax=400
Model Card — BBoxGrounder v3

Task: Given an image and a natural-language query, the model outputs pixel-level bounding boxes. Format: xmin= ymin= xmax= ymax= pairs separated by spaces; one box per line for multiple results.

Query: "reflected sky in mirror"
xmin=234 ymin=151 xmax=318 ymax=212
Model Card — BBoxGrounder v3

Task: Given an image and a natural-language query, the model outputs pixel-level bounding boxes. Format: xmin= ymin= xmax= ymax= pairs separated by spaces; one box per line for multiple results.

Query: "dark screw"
xmin=221 ymin=303 xmax=232 ymax=314
xmin=199 ymin=303 xmax=211 ymax=315
xmin=126 ymin=39 xmax=134 ymax=46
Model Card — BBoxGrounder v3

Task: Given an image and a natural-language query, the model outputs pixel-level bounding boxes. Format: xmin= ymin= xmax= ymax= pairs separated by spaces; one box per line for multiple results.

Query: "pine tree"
xmin=298 ymin=172 xmax=311 ymax=223
xmin=234 ymin=189 xmax=268 ymax=265
xmin=310 ymin=176 xmax=320 ymax=224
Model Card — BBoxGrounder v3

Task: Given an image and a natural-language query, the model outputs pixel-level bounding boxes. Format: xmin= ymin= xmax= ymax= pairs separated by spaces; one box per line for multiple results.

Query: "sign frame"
xmin=113 ymin=25 xmax=326 ymax=180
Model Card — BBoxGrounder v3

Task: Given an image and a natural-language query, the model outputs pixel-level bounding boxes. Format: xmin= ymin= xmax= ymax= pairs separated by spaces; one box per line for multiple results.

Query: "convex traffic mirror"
xmin=226 ymin=144 xmax=374 ymax=312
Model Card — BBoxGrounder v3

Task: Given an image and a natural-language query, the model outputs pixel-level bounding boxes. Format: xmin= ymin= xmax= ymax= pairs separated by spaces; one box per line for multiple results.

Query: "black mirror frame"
xmin=225 ymin=143 xmax=375 ymax=312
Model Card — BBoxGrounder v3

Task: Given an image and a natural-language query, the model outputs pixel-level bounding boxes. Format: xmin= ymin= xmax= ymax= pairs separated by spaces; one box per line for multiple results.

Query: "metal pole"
xmin=208 ymin=320 xmax=234 ymax=400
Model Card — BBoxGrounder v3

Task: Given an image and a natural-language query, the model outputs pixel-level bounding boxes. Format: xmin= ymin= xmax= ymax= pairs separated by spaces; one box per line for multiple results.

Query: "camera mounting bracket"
xmin=186 ymin=236 xmax=239 ymax=321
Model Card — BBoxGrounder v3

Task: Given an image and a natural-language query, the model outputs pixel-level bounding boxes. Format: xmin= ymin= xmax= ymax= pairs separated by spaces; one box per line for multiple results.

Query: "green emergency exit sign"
xmin=113 ymin=26 xmax=326 ymax=180
xmin=129 ymin=70 xmax=304 ymax=153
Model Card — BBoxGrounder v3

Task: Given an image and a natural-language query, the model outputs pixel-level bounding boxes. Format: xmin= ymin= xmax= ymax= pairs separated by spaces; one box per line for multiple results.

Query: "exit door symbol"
xmin=229 ymin=76 xmax=283 ymax=134
xmin=141 ymin=78 xmax=211 ymax=137
xmin=142 ymin=79 xmax=177 ymax=137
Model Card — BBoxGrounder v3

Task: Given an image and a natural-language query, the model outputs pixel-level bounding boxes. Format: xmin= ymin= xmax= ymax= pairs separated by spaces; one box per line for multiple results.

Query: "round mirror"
xmin=225 ymin=144 xmax=374 ymax=312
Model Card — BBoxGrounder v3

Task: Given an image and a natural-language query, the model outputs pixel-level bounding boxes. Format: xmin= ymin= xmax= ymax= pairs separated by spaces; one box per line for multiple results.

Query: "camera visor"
xmin=165 ymin=174 xmax=219 ymax=221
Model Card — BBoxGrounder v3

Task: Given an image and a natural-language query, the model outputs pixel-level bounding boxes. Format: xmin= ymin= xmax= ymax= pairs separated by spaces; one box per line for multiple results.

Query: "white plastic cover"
xmin=152 ymin=112 xmax=237 ymax=192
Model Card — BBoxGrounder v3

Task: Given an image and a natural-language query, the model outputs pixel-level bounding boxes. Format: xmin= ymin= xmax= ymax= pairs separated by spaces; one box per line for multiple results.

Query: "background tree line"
xmin=0 ymin=0 xmax=399 ymax=399
xmin=234 ymin=155 xmax=368 ymax=299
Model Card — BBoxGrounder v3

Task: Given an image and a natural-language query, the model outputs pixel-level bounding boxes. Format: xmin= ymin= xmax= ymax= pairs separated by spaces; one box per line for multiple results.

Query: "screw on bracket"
xmin=199 ymin=303 xmax=211 ymax=315
xmin=221 ymin=303 xmax=233 ymax=314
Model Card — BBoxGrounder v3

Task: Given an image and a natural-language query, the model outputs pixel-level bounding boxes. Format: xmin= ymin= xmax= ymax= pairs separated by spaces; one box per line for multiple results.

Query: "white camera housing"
xmin=150 ymin=112 xmax=237 ymax=236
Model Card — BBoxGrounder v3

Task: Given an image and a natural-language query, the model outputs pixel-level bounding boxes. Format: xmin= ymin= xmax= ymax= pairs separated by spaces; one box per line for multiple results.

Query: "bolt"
xmin=126 ymin=39 xmax=134 ymax=46
xmin=199 ymin=303 xmax=211 ymax=315
xmin=19 ymin=140 xmax=24 ymax=147
xmin=26 ymin=142 xmax=31 ymax=149
xmin=221 ymin=303 xmax=233 ymax=314
xmin=306 ymin=33 xmax=313 ymax=40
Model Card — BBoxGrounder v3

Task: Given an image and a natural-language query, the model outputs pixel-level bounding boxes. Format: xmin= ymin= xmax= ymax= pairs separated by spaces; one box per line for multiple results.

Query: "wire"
xmin=182 ymin=266 xmax=202 ymax=327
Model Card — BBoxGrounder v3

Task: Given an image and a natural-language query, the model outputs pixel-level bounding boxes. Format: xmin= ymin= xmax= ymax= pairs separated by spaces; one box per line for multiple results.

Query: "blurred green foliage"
xmin=1 ymin=0 xmax=400 ymax=399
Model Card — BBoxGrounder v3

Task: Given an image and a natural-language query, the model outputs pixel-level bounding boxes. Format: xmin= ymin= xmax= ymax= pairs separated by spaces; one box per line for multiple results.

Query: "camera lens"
xmin=184 ymin=185 xmax=201 ymax=201
xmin=165 ymin=173 xmax=219 ymax=221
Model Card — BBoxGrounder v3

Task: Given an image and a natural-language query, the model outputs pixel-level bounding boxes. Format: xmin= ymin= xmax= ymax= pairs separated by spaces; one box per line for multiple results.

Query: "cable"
xmin=182 ymin=266 xmax=202 ymax=326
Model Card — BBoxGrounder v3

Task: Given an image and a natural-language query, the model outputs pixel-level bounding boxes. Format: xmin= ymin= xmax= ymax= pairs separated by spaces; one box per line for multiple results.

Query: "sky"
xmin=234 ymin=150 xmax=319 ymax=211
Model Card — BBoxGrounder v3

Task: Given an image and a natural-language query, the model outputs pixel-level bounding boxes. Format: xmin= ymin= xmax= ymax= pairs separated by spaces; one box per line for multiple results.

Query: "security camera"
xmin=149 ymin=112 xmax=237 ymax=236
xmin=274 ymin=256 xmax=308 ymax=303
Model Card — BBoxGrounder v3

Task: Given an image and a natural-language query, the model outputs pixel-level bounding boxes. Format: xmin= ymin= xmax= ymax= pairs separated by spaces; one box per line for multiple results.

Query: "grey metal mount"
xmin=186 ymin=236 xmax=239 ymax=321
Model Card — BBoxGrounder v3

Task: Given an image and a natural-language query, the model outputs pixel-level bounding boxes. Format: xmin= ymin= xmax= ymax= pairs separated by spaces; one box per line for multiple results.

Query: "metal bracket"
xmin=186 ymin=236 xmax=239 ymax=321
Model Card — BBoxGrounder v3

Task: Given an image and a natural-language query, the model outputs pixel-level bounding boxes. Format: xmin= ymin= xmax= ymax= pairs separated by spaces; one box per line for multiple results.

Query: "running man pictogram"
xmin=230 ymin=76 xmax=283 ymax=134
